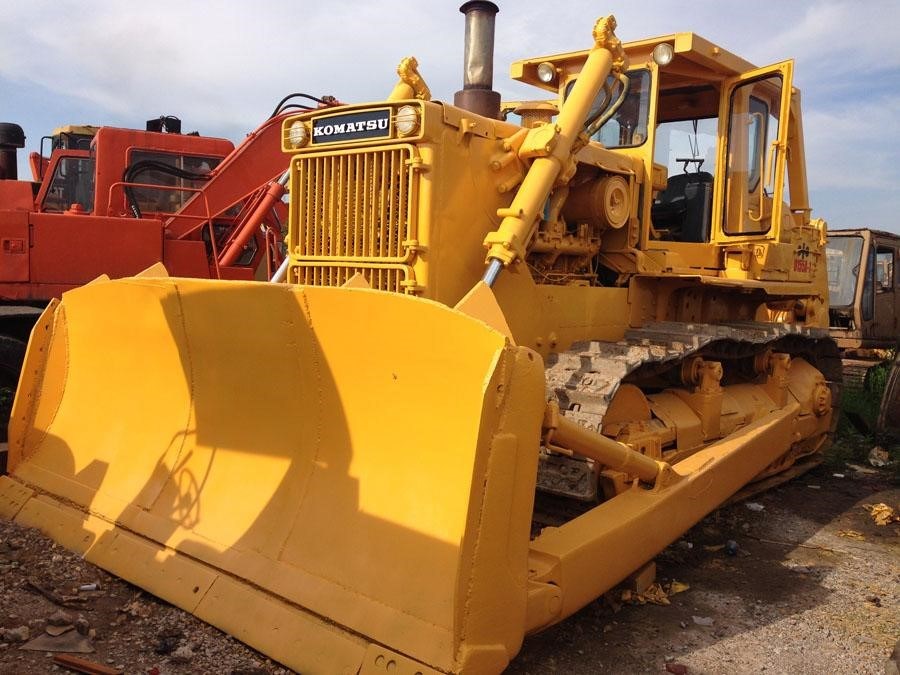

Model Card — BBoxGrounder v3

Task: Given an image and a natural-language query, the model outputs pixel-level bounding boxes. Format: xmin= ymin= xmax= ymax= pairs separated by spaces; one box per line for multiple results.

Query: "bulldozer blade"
xmin=0 ymin=277 xmax=548 ymax=674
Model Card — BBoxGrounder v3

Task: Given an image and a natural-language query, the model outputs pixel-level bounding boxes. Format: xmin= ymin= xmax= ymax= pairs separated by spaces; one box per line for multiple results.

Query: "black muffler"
xmin=0 ymin=123 xmax=26 ymax=180
xmin=454 ymin=1 xmax=501 ymax=119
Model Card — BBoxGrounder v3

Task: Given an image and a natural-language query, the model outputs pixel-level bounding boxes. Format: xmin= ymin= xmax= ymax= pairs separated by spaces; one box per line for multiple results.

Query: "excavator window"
xmin=826 ymin=235 xmax=863 ymax=307
xmin=55 ymin=132 xmax=94 ymax=151
xmin=41 ymin=157 xmax=95 ymax=213
xmin=126 ymin=150 xmax=221 ymax=215
xmin=862 ymin=244 xmax=876 ymax=321
xmin=876 ymin=248 xmax=895 ymax=292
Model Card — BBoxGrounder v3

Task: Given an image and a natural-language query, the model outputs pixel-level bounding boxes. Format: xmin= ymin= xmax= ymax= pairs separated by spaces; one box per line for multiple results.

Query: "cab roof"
xmin=511 ymin=32 xmax=758 ymax=93
xmin=52 ymin=124 xmax=100 ymax=137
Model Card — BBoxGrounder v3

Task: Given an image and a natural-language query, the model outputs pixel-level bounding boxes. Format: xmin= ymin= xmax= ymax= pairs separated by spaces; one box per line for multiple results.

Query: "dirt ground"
xmin=511 ymin=464 xmax=900 ymax=674
xmin=0 ymin=464 xmax=897 ymax=675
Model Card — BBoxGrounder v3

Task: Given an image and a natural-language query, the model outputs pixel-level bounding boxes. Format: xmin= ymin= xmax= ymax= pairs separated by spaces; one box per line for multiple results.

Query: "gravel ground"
xmin=511 ymin=464 xmax=900 ymax=674
xmin=0 ymin=465 xmax=897 ymax=675
xmin=0 ymin=530 xmax=291 ymax=674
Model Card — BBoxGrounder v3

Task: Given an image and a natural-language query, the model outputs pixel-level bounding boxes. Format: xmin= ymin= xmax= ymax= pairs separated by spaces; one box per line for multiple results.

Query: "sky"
xmin=2 ymin=0 xmax=898 ymax=233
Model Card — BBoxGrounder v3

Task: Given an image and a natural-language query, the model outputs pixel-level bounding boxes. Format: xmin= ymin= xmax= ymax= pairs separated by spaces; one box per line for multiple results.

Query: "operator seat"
xmin=651 ymin=171 xmax=713 ymax=243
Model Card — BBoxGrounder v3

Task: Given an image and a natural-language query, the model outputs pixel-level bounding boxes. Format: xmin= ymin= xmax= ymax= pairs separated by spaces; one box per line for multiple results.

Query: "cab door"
xmin=712 ymin=61 xmax=794 ymax=244
xmin=872 ymin=235 xmax=899 ymax=342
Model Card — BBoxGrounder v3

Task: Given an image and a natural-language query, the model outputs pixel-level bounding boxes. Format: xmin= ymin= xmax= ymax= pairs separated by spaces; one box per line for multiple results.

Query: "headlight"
xmin=537 ymin=62 xmax=557 ymax=84
xmin=652 ymin=43 xmax=675 ymax=66
xmin=288 ymin=120 xmax=309 ymax=148
xmin=394 ymin=105 xmax=420 ymax=136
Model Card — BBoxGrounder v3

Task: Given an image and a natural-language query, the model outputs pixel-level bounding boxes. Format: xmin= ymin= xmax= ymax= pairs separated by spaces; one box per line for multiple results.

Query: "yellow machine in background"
xmin=1 ymin=3 xmax=839 ymax=674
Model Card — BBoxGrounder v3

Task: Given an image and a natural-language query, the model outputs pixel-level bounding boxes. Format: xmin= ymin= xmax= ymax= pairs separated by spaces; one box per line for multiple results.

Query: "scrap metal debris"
xmin=118 ymin=593 xmax=153 ymax=620
xmin=846 ymin=463 xmax=878 ymax=475
xmin=52 ymin=654 xmax=123 ymax=675
xmin=868 ymin=446 xmax=891 ymax=467
xmin=20 ymin=609 xmax=95 ymax=653
xmin=154 ymin=628 xmax=184 ymax=655
xmin=863 ymin=503 xmax=899 ymax=526
xmin=621 ymin=580 xmax=690 ymax=606
xmin=46 ymin=624 xmax=74 ymax=637
xmin=25 ymin=578 xmax=88 ymax=608
xmin=20 ymin=629 xmax=94 ymax=653
xmin=0 ymin=625 xmax=30 ymax=642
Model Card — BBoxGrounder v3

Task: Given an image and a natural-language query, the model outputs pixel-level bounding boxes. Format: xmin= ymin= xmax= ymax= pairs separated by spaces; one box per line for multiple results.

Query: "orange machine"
xmin=0 ymin=104 xmax=334 ymax=454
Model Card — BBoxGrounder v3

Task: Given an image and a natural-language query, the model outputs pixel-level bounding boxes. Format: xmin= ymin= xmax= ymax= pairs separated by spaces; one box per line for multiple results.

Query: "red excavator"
xmin=0 ymin=96 xmax=336 ymax=456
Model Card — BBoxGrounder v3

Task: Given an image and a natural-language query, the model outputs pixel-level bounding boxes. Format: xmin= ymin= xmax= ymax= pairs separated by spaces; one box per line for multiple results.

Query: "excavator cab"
xmin=827 ymin=228 xmax=900 ymax=385
xmin=37 ymin=152 xmax=95 ymax=213
xmin=49 ymin=124 xmax=98 ymax=152
xmin=30 ymin=124 xmax=99 ymax=182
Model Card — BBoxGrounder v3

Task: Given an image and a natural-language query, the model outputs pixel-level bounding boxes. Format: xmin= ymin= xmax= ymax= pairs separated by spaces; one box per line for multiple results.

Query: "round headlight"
xmin=394 ymin=105 xmax=420 ymax=136
xmin=652 ymin=43 xmax=675 ymax=67
xmin=288 ymin=120 xmax=309 ymax=148
xmin=536 ymin=62 xmax=557 ymax=84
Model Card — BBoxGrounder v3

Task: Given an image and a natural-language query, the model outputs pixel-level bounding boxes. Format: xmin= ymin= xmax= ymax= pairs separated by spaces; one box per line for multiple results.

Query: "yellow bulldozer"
xmin=0 ymin=3 xmax=839 ymax=673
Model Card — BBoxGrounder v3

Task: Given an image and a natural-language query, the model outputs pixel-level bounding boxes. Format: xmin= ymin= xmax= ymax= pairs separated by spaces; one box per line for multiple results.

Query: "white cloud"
xmin=757 ymin=0 xmax=900 ymax=79
xmin=805 ymin=95 xmax=900 ymax=190
xmin=3 ymin=1 xmax=895 ymax=123
xmin=0 ymin=1 xmax=463 ymax=127
xmin=1 ymin=0 xmax=897 ymax=231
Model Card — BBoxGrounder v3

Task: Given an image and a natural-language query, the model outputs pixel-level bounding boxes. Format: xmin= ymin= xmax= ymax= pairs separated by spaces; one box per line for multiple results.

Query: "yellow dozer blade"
xmin=0 ymin=276 xmax=547 ymax=674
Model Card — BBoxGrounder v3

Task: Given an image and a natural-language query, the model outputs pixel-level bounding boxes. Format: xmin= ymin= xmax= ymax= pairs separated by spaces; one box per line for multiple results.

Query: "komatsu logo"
xmin=312 ymin=109 xmax=392 ymax=144
xmin=314 ymin=119 xmax=387 ymax=136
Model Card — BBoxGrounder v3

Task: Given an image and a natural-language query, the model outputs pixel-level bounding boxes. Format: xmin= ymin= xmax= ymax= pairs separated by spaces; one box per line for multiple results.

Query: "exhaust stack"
xmin=0 ymin=123 xmax=26 ymax=180
xmin=454 ymin=1 xmax=501 ymax=119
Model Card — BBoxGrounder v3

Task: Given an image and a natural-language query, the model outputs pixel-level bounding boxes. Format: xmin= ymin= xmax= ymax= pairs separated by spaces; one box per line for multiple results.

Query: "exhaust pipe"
xmin=0 ymin=123 xmax=25 ymax=180
xmin=454 ymin=1 xmax=501 ymax=119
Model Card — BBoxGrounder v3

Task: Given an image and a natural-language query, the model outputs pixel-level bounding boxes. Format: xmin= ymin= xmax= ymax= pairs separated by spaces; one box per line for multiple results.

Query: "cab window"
xmin=42 ymin=157 xmax=95 ymax=213
xmin=566 ymin=69 xmax=651 ymax=148
xmin=654 ymin=118 xmax=718 ymax=177
xmin=876 ymin=247 xmax=895 ymax=292
xmin=722 ymin=75 xmax=783 ymax=235
xmin=825 ymin=235 xmax=863 ymax=307
xmin=125 ymin=151 xmax=222 ymax=215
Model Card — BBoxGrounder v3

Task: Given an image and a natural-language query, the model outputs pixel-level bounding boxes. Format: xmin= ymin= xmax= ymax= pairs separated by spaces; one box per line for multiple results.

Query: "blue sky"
xmin=2 ymin=0 xmax=898 ymax=233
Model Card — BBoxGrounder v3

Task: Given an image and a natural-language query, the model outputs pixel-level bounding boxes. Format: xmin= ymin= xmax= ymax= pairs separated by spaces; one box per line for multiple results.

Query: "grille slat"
xmin=329 ymin=155 xmax=336 ymax=257
xmin=352 ymin=153 xmax=361 ymax=257
xmin=362 ymin=155 xmax=378 ymax=257
xmin=387 ymin=151 xmax=396 ymax=257
xmin=379 ymin=152 xmax=388 ymax=258
xmin=295 ymin=264 xmax=407 ymax=294
xmin=292 ymin=145 xmax=418 ymax=293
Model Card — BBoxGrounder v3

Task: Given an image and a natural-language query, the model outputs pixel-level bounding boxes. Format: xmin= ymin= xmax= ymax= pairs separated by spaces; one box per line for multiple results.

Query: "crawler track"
xmin=536 ymin=322 xmax=841 ymax=516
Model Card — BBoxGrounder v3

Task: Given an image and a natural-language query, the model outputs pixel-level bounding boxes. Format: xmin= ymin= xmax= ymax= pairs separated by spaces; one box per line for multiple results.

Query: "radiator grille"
xmin=293 ymin=264 xmax=409 ymax=294
xmin=290 ymin=145 xmax=419 ymax=292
